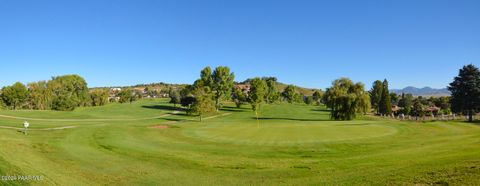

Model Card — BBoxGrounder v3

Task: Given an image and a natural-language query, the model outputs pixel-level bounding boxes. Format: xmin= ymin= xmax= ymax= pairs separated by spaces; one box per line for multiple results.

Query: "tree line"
xmin=1 ymin=75 xmax=91 ymax=111
xmin=2 ymin=64 xmax=477 ymax=122
xmin=321 ymin=64 xmax=480 ymax=122
xmin=168 ymin=66 xmax=324 ymax=121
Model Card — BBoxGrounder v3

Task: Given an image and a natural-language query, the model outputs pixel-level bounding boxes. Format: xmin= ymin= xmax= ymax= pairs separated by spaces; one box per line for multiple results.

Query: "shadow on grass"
xmin=460 ymin=120 xmax=480 ymax=126
xmin=311 ymin=108 xmax=331 ymax=112
xmin=142 ymin=105 xmax=182 ymax=111
xmin=254 ymin=117 xmax=331 ymax=122
xmin=220 ymin=106 xmax=250 ymax=112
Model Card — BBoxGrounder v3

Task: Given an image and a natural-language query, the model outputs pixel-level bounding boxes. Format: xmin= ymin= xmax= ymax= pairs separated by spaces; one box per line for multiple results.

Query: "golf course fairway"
xmin=0 ymin=99 xmax=479 ymax=185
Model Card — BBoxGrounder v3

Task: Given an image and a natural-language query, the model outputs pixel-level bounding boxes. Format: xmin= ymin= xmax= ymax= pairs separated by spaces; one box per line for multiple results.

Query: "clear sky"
xmin=0 ymin=0 xmax=479 ymax=89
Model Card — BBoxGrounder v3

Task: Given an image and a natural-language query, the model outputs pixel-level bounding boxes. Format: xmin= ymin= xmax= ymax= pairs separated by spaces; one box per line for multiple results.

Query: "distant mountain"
xmin=391 ymin=86 xmax=450 ymax=97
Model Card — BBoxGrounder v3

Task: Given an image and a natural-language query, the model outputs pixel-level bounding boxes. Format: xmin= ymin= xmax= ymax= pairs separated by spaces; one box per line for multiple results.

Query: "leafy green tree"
xmin=264 ymin=77 xmax=279 ymax=103
xmin=179 ymin=86 xmax=195 ymax=114
xmin=200 ymin=67 xmax=213 ymax=87
xmin=191 ymin=86 xmax=216 ymax=122
xmin=369 ymin=80 xmax=383 ymax=114
xmin=412 ymin=100 xmax=425 ymax=120
xmin=379 ymin=79 xmax=392 ymax=115
xmin=282 ymin=85 xmax=297 ymax=103
xmin=248 ymin=78 xmax=266 ymax=127
xmin=390 ymin=93 xmax=399 ymax=105
xmin=118 ymin=89 xmax=134 ymax=104
xmin=312 ymin=90 xmax=323 ymax=105
xmin=304 ymin=96 xmax=314 ymax=105
xmin=324 ymin=78 xmax=371 ymax=120
xmin=448 ymin=64 xmax=480 ymax=122
xmin=355 ymin=84 xmax=371 ymax=115
xmin=1 ymin=82 xmax=29 ymax=110
xmin=295 ymin=93 xmax=305 ymax=103
xmin=212 ymin=66 xmax=235 ymax=110
xmin=90 ymin=89 xmax=109 ymax=106
xmin=232 ymin=87 xmax=247 ymax=108
xmin=433 ymin=96 xmax=450 ymax=110
xmin=27 ymin=81 xmax=51 ymax=110
xmin=169 ymin=88 xmax=181 ymax=108
xmin=398 ymin=93 xmax=413 ymax=115
xmin=48 ymin=75 xmax=89 ymax=110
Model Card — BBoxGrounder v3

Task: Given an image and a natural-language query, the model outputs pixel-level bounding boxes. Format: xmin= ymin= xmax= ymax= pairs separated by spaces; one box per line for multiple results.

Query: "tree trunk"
xmin=469 ymin=110 xmax=473 ymax=122
xmin=200 ymin=114 xmax=203 ymax=122
xmin=256 ymin=110 xmax=259 ymax=128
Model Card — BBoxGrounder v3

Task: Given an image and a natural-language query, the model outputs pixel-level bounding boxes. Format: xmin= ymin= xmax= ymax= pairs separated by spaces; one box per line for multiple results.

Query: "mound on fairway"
xmin=0 ymin=99 xmax=479 ymax=185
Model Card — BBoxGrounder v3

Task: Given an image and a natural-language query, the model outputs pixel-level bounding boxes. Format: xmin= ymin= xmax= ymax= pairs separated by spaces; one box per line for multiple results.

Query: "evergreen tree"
xmin=369 ymin=80 xmax=383 ymax=114
xmin=379 ymin=79 xmax=392 ymax=115
xmin=448 ymin=64 xmax=480 ymax=122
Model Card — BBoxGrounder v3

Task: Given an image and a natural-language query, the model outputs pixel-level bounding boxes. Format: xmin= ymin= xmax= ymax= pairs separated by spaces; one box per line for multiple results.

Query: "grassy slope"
xmin=0 ymin=99 xmax=479 ymax=185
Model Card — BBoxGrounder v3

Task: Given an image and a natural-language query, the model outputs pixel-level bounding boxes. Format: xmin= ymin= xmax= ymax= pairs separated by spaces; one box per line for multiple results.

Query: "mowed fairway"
xmin=0 ymin=99 xmax=479 ymax=185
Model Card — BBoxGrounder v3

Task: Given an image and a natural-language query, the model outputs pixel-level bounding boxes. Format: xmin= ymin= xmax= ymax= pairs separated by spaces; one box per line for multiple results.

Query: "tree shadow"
xmin=220 ymin=106 xmax=250 ymax=112
xmin=163 ymin=118 xmax=184 ymax=122
xmin=142 ymin=105 xmax=182 ymax=111
xmin=460 ymin=120 xmax=480 ymax=126
xmin=254 ymin=117 xmax=331 ymax=122
xmin=311 ymin=108 xmax=331 ymax=112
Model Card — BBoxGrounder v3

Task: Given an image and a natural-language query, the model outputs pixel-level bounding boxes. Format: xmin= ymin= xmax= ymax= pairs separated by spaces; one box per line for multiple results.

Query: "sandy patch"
xmin=150 ymin=125 xmax=170 ymax=129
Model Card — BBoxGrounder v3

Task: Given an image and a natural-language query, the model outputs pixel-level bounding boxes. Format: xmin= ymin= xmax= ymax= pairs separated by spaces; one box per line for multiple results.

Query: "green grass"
xmin=0 ymin=99 xmax=479 ymax=185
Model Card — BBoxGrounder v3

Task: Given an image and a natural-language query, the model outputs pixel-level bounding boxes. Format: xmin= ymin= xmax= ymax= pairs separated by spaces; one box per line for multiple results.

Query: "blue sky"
xmin=0 ymin=0 xmax=479 ymax=89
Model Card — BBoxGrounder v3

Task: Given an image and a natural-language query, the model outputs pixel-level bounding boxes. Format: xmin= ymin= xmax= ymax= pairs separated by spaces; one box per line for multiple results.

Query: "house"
xmin=234 ymin=84 xmax=250 ymax=93
xmin=392 ymin=105 xmax=401 ymax=114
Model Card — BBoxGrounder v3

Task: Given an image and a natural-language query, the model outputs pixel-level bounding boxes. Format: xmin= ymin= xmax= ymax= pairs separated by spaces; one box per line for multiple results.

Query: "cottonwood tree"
xmin=324 ymin=78 xmax=371 ymax=120
xmin=1 ymin=82 xmax=28 ymax=110
xmin=232 ymin=87 xmax=247 ymax=108
xmin=312 ymin=90 xmax=323 ymax=105
xmin=118 ymin=89 xmax=134 ymax=104
xmin=248 ymin=78 xmax=266 ymax=127
xmin=304 ymin=96 xmax=314 ymax=105
xmin=412 ymin=100 xmax=425 ymax=120
xmin=282 ymin=85 xmax=297 ymax=103
xmin=211 ymin=66 xmax=235 ymax=110
xmin=264 ymin=77 xmax=279 ymax=103
xmin=27 ymin=81 xmax=51 ymax=110
xmin=169 ymin=88 xmax=181 ymax=108
xmin=448 ymin=64 xmax=480 ymax=122
xmin=90 ymin=89 xmax=109 ymax=106
xmin=48 ymin=75 xmax=90 ymax=110
xmin=191 ymin=86 xmax=216 ymax=122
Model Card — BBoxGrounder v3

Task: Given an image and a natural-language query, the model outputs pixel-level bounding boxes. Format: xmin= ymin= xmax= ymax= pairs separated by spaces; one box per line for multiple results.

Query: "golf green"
xmin=0 ymin=99 xmax=479 ymax=185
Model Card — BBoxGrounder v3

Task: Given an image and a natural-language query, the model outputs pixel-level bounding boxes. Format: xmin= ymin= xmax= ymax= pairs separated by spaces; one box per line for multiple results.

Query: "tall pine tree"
xmin=379 ymin=79 xmax=392 ymax=116
xmin=448 ymin=64 xmax=480 ymax=122
xmin=369 ymin=80 xmax=384 ymax=114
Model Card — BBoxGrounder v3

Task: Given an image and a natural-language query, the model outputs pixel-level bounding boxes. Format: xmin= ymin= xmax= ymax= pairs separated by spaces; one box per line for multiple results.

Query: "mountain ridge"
xmin=391 ymin=86 xmax=450 ymax=97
